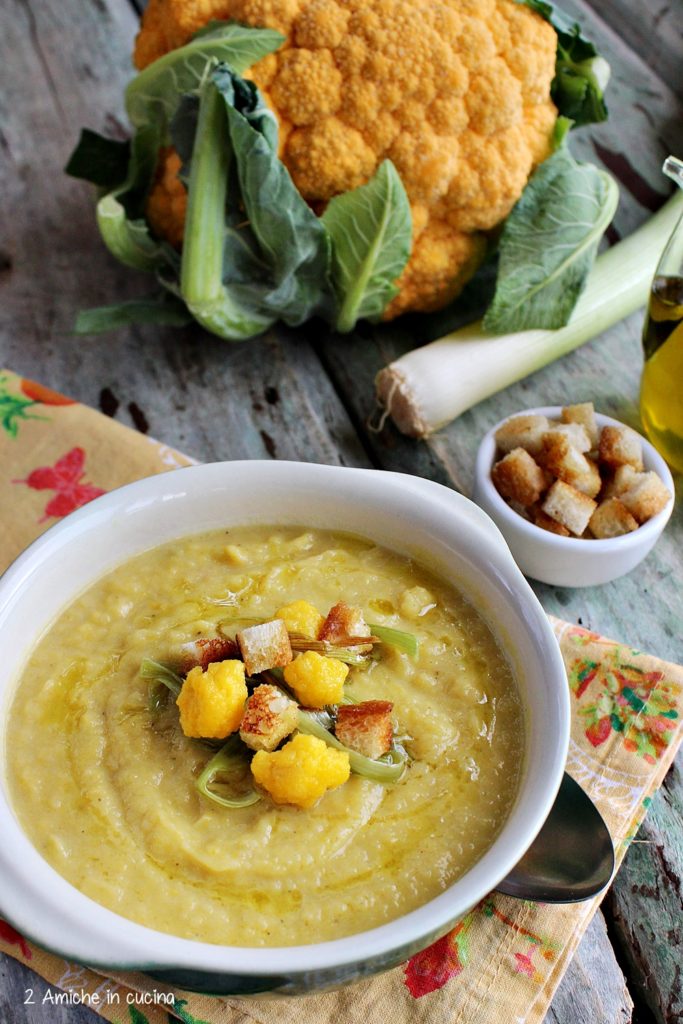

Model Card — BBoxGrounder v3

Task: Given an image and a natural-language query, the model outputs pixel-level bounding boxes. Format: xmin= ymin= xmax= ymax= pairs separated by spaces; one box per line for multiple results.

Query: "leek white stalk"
xmin=376 ymin=191 xmax=683 ymax=438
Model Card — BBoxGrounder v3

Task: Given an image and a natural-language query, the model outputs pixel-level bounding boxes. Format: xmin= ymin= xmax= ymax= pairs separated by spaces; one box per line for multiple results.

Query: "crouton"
xmin=320 ymin=602 xmax=372 ymax=651
xmin=239 ymin=684 xmax=298 ymax=752
xmin=251 ymin=734 xmax=350 ymax=808
xmin=601 ymin=464 xmax=640 ymax=500
xmin=283 ymin=650 xmax=349 ymax=707
xmin=620 ymin=472 xmax=672 ymax=523
xmin=589 ymin=498 xmax=639 ymax=539
xmin=542 ymin=480 xmax=597 ymax=536
xmin=179 ymin=635 xmax=239 ymax=673
xmin=275 ymin=600 xmax=325 ymax=639
xmin=176 ymin=660 xmax=247 ymax=739
xmin=544 ymin=422 xmax=592 ymax=453
xmin=533 ymin=508 xmax=571 ymax=537
xmin=538 ymin=434 xmax=601 ymax=498
xmin=335 ymin=700 xmax=394 ymax=759
xmin=598 ymin=425 xmax=644 ymax=471
xmin=492 ymin=448 xmax=546 ymax=507
xmin=561 ymin=402 xmax=598 ymax=445
xmin=494 ymin=414 xmax=549 ymax=455
xmin=509 ymin=500 xmax=532 ymax=520
xmin=237 ymin=619 xmax=292 ymax=676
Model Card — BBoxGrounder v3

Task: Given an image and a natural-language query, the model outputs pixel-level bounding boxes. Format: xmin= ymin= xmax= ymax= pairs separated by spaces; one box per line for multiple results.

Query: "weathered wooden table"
xmin=1 ymin=0 xmax=681 ymax=1021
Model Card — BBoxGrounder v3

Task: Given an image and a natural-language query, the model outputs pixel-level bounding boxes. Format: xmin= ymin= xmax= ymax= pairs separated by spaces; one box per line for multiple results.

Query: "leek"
xmin=375 ymin=191 xmax=683 ymax=437
xmin=367 ymin=623 xmax=419 ymax=658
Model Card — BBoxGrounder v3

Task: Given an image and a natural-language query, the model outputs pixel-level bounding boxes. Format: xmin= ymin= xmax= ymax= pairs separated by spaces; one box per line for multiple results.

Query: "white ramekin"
xmin=473 ymin=407 xmax=675 ymax=589
xmin=0 ymin=462 xmax=569 ymax=994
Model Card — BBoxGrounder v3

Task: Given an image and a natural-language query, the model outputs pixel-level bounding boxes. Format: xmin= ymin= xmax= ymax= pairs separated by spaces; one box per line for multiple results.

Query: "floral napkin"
xmin=0 ymin=367 xmax=681 ymax=1024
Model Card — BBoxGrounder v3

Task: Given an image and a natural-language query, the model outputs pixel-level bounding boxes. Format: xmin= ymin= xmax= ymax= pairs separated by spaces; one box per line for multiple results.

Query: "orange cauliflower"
xmin=275 ymin=599 xmax=325 ymax=639
xmin=176 ymin=659 xmax=247 ymax=738
xmin=283 ymin=650 xmax=348 ymax=707
xmin=136 ymin=0 xmax=557 ymax=317
xmin=251 ymin=732 xmax=350 ymax=807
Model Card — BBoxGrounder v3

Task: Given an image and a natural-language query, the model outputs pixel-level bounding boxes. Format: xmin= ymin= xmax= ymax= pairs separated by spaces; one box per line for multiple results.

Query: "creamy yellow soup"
xmin=6 ymin=527 xmax=523 ymax=946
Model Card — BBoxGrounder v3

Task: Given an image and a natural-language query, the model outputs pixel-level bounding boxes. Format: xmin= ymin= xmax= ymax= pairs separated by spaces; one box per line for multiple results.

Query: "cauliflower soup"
xmin=6 ymin=526 xmax=523 ymax=947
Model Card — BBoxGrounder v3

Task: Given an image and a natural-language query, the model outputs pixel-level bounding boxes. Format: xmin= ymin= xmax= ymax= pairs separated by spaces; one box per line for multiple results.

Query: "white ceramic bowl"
xmin=0 ymin=462 xmax=569 ymax=995
xmin=473 ymin=407 xmax=675 ymax=588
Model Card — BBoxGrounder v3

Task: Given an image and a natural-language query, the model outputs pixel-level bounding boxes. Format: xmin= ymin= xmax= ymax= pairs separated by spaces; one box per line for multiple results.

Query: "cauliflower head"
xmin=136 ymin=0 xmax=557 ymax=317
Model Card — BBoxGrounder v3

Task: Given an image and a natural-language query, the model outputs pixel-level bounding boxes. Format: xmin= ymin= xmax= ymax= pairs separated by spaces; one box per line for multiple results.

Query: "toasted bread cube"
xmin=237 ymin=619 xmax=293 ymax=676
xmin=589 ymin=498 xmax=639 ymax=539
xmin=320 ymin=602 xmax=372 ymax=651
xmin=544 ymin=422 xmax=592 ymax=453
xmin=620 ymin=472 xmax=671 ymax=523
xmin=533 ymin=508 xmax=571 ymax=537
xmin=179 ymin=635 xmax=239 ymax=673
xmin=492 ymin=448 xmax=546 ymax=507
xmin=561 ymin=403 xmax=598 ymax=445
xmin=335 ymin=700 xmax=394 ymax=759
xmin=239 ymin=683 xmax=299 ymax=752
xmin=509 ymin=500 xmax=532 ymax=521
xmin=538 ymin=434 xmax=601 ymax=498
xmin=494 ymin=414 xmax=549 ymax=455
xmin=598 ymin=425 xmax=644 ymax=471
xmin=542 ymin=480 xmax=597 ymax=536
xmin=601 ymin=465 xmax=639 ymax=500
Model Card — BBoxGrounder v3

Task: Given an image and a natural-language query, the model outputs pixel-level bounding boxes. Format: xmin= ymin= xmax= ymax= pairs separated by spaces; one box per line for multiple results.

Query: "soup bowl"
xmin=0 ymin=461 xmax=569 ymax=995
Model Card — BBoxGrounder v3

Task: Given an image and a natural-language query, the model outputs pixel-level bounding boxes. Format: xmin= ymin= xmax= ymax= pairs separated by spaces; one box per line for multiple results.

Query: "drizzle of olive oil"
xmin=640 ymin=275 xmax=683 ymax=473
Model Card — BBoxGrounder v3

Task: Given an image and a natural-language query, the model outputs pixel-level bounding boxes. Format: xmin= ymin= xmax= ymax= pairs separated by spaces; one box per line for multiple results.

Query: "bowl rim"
xmin=0 ymin=461 xmax=570 ymax=976
xmin=475 ymin=406 xmax=675 ymax=551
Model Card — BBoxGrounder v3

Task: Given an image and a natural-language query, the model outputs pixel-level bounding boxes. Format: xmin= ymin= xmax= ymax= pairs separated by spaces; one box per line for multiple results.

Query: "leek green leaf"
xmin=75 ymin=295 xmax=192 ymax=335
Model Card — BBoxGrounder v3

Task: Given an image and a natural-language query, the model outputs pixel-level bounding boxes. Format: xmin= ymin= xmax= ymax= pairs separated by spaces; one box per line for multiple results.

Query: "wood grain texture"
xmin=606 ymin=760 xmax=683 ymax=1024
xmin=0 ymin=954 xmax=100 ymax=1024
xmin=545 ymin=911 xmax=633 ymax=1024
xmin=594 ymin=0 xmax=683 ymax=102
xmin=1 ymin=0 xmax=682 ymax=1022
xmin=0 ymin=0 xmax=368 ymax=470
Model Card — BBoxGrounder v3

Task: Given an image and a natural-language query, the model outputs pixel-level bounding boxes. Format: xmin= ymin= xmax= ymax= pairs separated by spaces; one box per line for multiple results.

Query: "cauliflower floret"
xmin=251 ymin=733 xmax=350 ymax=807
xmin=275 ymin=600 xmax=325 ymax=639
xmin=146 ymin=148 xmax=187 ymax=249
xmin=135 ymin=0 xmax=558 ymax=317
xmin=176 ymin=659 xmax=247 ymax=739
xmin=283 ymin=650 xmax=348 ymax=707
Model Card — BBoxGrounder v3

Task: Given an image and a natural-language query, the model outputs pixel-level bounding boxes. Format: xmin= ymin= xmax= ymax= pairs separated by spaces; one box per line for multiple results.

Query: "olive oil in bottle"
xmin=640 ymin=275 xmax=683 ymax=473
xmin=640 ymin=155 xmax=683 ymax=473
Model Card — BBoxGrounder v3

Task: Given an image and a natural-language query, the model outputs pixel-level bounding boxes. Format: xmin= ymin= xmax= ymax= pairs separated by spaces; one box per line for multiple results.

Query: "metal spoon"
xmin=496 ymin=773 xmax=615 ymax=902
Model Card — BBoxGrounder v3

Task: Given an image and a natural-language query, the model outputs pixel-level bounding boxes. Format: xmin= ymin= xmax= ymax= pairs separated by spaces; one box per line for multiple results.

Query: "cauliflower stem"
xmin=180 ymin=73 xmax=275 ymax=338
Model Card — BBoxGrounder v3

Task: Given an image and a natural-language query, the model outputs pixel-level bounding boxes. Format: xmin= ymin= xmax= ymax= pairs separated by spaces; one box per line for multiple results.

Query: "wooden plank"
xmin=543 ymin=911 xmax=633 ymax=1024
xmin=0 ymin=0 xmax=369 ymax=470
xmin=592 ymin=0 xmax=683 ymax=100
xmin=560 ymin=0 xmax=681 ymax=240
xmin=605 ymin=759 xmax=683 ymax=1024
xmin=0 ymin=1 xmax=675 ymax=1022
xmin=0 ymin=954 xmax=100 ymax=1024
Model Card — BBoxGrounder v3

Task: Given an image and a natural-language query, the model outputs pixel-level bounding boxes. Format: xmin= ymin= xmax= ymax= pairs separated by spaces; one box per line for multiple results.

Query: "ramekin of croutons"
xmin=473 ymin=404 xmax=675 ymax=587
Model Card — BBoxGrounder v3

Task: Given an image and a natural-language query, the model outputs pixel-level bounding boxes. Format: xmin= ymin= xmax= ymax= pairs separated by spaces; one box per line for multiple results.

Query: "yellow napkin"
xmin=1 ymin=367 xmax=681 ymax=1024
